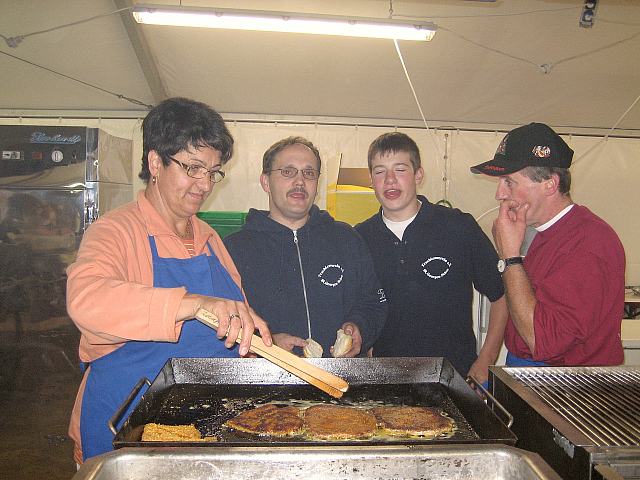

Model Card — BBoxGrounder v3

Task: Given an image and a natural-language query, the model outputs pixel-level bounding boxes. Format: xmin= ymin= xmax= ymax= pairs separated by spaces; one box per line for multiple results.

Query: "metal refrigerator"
xmin=0 ymin=125 xmax=132 ymax=393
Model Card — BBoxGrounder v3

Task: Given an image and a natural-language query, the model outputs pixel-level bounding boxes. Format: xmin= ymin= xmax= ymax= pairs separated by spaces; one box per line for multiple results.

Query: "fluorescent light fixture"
xmin=132 ymin=5 xmax=437 ymax=41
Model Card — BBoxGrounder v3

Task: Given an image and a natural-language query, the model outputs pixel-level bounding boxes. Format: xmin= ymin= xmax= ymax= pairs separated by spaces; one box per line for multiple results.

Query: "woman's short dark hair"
xmin=367 ymin=132 xmax=421 ymax=171
xmin=521 ymin=166 xmax=572 ymax=195
xmin=139 ymin=97 xmax=234 ymax=183
xmin=262 ymin=136 xmax=321 ymax=173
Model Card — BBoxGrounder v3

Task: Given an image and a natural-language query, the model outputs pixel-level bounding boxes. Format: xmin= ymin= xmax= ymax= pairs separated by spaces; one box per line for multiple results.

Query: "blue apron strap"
xmin=148 ymin=235 xmax=161 ymax=260
xmin=204 ymin=241 xmax=244 ymax=301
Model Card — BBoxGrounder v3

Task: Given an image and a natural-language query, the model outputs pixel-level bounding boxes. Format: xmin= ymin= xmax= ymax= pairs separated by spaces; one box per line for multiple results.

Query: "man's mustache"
xmin=288 ymin=187 xmax=307 ymax=196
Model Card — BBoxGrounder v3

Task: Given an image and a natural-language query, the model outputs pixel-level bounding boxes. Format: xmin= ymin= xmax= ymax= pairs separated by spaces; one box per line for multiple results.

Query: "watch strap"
xmin=498 ymin=256 xmax=523 ymax=273
xmin=504 ymin=256 xmax=524 ymax=267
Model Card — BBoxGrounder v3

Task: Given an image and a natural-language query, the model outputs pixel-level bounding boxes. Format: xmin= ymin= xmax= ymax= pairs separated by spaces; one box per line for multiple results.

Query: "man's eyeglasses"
xmin=267 ymin=167 xmax=320 ymax=181
xmin=170 ymin=158 xmax=225 ymax=183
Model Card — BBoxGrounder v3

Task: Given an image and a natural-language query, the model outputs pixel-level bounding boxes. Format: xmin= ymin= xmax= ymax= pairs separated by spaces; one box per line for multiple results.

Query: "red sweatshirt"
xmin=505 ymin=205 xmax=625 ymax=366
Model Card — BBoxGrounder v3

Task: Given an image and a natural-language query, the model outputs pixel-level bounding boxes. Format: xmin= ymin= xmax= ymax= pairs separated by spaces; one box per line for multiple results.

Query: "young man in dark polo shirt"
xmin=356 ymin=132 xmax=507 ymax=382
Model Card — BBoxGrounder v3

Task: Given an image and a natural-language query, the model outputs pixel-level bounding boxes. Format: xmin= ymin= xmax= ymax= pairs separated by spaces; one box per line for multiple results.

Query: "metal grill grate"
xmin=507 ymin=366 xmax=640 ymax=447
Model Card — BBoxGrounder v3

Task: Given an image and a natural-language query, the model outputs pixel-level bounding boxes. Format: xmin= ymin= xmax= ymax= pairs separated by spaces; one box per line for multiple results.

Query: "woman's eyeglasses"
xmin=170 ymin=158 xmax=225 ymax=183
xmin=267 ymin=167 xmax=320 ymax=180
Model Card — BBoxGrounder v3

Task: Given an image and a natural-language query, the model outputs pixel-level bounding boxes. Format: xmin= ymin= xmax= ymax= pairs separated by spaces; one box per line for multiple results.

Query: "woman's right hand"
xmin=178 ymin=294 xmax=272 ymax=356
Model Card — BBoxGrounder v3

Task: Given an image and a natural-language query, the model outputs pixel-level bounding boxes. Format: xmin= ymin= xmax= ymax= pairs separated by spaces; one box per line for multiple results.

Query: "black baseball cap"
xmin=470 ymin=123 xmax=574 ymax=176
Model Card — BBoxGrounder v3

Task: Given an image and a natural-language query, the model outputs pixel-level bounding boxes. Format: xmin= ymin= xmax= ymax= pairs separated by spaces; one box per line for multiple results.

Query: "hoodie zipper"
xmin=293 ymin=229 xmax=312 ymax=340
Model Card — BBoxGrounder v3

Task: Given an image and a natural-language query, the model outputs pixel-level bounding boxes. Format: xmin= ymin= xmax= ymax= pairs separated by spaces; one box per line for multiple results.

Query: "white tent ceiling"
xmin=1 ymin=0 xmax=640 ymax=135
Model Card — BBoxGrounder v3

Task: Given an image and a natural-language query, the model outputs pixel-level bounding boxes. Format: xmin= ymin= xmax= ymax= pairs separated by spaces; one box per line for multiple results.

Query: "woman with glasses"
xmin=65 ymin=97 xmax=272 ymax=464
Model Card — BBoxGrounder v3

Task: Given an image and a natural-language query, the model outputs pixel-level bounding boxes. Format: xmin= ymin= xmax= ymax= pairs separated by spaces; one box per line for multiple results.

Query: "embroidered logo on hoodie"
xmin=421 ymin=256 xmax=452 ymax=279
xmin=378 ymin=288 xmax=387 ymax=303
xmin=318 ymin=264 xmax=344 ymax=287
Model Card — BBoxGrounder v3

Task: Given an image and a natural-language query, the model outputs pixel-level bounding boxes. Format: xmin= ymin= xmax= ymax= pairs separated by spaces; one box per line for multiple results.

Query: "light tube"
xmin=132 ymin=6 xmax=436 ymax=41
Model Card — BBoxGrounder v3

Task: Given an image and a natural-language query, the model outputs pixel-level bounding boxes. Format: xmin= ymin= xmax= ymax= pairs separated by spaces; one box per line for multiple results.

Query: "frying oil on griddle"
xmin=147 ymin=383 xmax=477 ymax=444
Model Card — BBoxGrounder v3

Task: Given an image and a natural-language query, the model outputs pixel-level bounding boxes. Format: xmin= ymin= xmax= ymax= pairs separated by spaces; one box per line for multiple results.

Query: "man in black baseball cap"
xmin=471 ymin=122 xmax=625 ymax=368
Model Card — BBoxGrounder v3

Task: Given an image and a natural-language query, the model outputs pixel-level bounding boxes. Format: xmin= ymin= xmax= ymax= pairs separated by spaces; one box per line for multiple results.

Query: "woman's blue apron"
xmin=79 ymin=235 xmax=243 ymax=460
xmin=506 ymin=351 xmax=548 ymax=367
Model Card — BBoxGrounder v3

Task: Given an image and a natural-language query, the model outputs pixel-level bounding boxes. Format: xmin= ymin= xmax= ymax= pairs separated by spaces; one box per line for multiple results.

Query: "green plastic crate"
xmin=197 ymin=211 xmax=248 ymax=238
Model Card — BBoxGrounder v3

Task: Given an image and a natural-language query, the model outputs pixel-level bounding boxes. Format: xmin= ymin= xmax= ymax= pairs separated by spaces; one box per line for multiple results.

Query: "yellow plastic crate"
xmin=326 ymin=184 xmax=380 ymax=226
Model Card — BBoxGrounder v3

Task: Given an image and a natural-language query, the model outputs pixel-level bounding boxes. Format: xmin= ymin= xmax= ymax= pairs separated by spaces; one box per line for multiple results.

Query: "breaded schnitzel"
xmin=225 ymin=404 xmax=304 ymax=436
xmin=372 ymin=406 xmax=455 ymax=437
xmin=303 ymin=405 xmax=377 ymax=440
xmin=141 ymin=423 xmax=213 ymax=441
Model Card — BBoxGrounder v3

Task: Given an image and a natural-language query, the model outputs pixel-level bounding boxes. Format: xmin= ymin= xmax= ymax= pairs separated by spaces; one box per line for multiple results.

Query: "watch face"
xmin=497 ymin=259 xmax=506 ymax=273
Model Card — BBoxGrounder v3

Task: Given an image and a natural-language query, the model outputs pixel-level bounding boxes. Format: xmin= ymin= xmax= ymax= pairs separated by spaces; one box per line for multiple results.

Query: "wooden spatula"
xmin=195 ymin=308 xmax=349 ymax=398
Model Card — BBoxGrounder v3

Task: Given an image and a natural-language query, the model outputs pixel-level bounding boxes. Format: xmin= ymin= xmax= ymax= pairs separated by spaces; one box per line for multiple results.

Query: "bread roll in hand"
xmin=303 ymin=338 xmax=324 ymax=358
xmin=332 ymin=329 xmax=353 ymax=358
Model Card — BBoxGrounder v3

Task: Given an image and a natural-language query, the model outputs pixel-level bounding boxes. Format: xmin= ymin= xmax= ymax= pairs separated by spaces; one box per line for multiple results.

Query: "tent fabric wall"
xmin=2 ymin=117 xmax=638 ymax=284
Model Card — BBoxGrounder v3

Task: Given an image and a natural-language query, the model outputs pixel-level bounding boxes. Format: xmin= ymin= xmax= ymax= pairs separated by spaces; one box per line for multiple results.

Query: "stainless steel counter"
xmin=74 ymin=444 xmax=562 ymax=480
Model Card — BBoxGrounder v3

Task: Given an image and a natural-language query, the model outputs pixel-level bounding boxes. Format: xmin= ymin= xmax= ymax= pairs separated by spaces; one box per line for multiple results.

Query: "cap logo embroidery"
xmin=496 ymin=135 xmax=508 ymax=155
xmin=532 ymin=145 xmax=551 ymax=158
xmin=484 ymin=165 xmax=505 ymax=171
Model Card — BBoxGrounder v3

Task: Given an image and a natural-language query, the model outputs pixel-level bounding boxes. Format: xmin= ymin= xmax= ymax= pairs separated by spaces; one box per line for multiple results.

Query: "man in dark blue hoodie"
xmin=224 ymin=136 xmax=387 ymax=358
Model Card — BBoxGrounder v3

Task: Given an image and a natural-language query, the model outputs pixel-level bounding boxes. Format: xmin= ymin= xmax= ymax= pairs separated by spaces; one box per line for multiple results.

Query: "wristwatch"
xmin=497 ymin=256 xmax=523 ymax=273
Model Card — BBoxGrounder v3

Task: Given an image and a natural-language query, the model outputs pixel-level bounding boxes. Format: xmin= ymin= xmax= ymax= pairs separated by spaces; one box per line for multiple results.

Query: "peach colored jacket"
xmin=67 ymin=190 xmax=245 ymax=462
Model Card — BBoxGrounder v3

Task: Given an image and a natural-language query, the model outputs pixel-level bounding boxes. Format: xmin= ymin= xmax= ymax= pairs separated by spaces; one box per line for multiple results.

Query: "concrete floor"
xmin=0 ymin=323 xmax=81 ymax=480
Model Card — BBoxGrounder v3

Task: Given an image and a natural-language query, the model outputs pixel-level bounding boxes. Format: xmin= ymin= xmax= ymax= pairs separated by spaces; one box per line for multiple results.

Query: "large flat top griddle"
xmin=113 ymin=357 xmax=515 ymax=448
